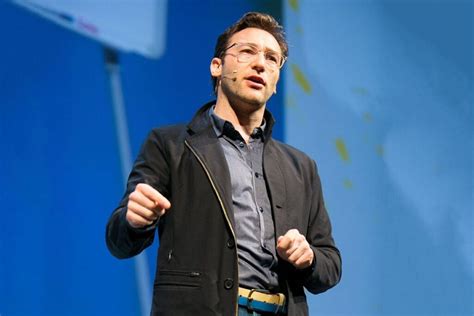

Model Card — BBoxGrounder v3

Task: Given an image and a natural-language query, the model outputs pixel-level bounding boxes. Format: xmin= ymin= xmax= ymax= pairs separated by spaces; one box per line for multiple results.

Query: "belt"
xmin=238 ymin=287 xmax=287 ymax=314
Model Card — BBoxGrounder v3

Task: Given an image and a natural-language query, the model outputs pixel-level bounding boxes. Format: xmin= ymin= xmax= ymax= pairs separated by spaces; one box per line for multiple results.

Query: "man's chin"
xmin=241 ymin=91 xmax=271 ymax=107
xmin=223 ymin=88 xmax=271 ymax=111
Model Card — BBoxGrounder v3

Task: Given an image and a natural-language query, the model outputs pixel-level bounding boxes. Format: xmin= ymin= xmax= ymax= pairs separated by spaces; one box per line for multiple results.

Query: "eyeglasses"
xmin=222 ymin=42 xmax=286 ymax=70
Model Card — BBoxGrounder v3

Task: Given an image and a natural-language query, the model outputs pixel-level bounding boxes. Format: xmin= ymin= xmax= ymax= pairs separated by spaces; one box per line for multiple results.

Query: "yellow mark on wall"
xmin=375 ymin=145 xmax=384 ymax=156
xmin=289 ymin=0 xmax=299 ymax=11
xmin=343 ymin=179 xmax=353 ymax=189
xmin=363 ymin=112 xmax=373 ymax=122
xmin=335 ymin=138 xmax=350 ymax=162
xmin=352 ymin=86 xmax=369 ymax=96
xmin=296 ymin=25 xmax=304 ymax=35
xmin=291 ymin=64 xmax=312 ymax=94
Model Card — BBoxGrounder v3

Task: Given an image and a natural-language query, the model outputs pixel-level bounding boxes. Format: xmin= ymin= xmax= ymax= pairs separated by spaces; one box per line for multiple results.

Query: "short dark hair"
xmin=211 ymin=12 xmax=288 ymax=93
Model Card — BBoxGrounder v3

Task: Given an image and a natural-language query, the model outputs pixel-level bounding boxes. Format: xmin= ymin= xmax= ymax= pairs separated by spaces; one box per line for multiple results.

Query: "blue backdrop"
xmin=284 ymin=1 xmax=472 ymax=315
xmin=0 ymin=0 xmax=472 ymax=315
xmin=0 ymin=1 xmax=283 ymax=315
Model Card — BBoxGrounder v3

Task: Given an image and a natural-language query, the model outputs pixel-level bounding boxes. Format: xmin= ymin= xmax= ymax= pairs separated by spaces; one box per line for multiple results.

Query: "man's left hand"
xmin=277 ymin=229 xmax=314 ymax=269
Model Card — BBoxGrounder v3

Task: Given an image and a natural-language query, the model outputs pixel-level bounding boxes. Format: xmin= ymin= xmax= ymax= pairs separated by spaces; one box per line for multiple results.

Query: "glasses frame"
xmin=221 ymin=42 xmax=287 ymax=70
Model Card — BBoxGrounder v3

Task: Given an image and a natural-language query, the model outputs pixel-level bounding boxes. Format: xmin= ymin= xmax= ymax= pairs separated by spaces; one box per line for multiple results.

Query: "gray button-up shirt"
xmin=209 ymin=107 xmax=279 ymax=291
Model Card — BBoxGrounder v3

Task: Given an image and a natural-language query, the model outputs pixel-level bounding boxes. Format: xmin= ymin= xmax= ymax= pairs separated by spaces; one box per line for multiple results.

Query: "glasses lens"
xmin=229 ymin=43 xmax=284 ymax=69
xmin=265 ymin=52 xmax=281 ymax=68
xmin=235 ymin=44 xmax=256 ymax=63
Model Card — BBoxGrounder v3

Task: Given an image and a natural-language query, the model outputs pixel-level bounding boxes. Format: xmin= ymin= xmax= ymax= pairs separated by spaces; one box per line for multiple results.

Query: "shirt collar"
xmin=208 ymin=105 xmax=266 ymax=141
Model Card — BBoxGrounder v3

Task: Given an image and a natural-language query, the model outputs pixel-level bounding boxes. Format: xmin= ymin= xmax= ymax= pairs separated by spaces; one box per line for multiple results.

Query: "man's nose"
xmin=251 ymin=52 xmax=266 ymax=71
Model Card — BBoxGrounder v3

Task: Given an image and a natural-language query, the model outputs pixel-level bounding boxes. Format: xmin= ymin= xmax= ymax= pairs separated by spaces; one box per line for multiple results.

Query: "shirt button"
xmin=238 ymin=142 xmax=244 ymax=148
xmin=226 ymin=239 xmax=235 ymax=249
xmin=255 ymin=172 xmax=259 ymax=178
xmin=224 ymin=278 xmax=234 ymax=290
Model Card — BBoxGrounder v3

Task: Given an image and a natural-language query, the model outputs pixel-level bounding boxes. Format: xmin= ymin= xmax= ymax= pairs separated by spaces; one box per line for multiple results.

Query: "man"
xmin=106 ymin=12 xmax=341 ymax=316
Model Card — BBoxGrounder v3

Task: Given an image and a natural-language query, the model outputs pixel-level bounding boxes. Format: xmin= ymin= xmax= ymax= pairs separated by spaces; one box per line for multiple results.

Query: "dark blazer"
xmin=106 ymin=102 xmax=342 ymax=315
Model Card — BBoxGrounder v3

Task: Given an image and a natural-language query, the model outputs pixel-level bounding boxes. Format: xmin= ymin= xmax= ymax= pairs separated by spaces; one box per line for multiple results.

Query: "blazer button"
xmin=226 ymin=239 xmax=235 ymax=249
xmin=224 ymin=278 xmax=234 ymax=290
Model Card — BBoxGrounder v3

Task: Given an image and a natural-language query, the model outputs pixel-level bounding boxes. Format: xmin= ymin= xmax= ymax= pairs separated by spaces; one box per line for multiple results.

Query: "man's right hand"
xmin=126 ymin=183 xmax=171 ymax=228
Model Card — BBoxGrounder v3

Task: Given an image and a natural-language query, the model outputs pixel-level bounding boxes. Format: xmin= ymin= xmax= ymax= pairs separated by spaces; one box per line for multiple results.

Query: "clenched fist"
xmin=126 ymin=183 xmax=171 ymax=228
xmin=277 ymin=229 xmax=314 ymax=269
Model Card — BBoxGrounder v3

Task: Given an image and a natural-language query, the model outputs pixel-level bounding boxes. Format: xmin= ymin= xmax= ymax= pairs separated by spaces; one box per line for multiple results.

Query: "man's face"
xmin=211 ymin=28 xmax=283 ymax=109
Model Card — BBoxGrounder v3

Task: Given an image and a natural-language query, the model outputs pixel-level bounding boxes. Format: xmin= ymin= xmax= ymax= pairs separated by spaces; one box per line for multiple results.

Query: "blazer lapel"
xmin=185 ymin=126 xmax=236 ymax=231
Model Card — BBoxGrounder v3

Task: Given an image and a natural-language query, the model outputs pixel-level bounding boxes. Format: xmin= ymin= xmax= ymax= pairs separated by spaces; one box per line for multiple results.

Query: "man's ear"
xmin=210 ymin=57 xmax=222 ymax=78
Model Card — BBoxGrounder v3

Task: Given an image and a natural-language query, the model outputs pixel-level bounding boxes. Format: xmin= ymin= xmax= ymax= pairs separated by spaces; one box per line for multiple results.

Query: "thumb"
xmin=277 ymin=235 xmax=292 ymax=249
xmin=151 ymin=193 xmax=171 ymax=210
xmin=160 ymin=197 xmax=171 ymax=209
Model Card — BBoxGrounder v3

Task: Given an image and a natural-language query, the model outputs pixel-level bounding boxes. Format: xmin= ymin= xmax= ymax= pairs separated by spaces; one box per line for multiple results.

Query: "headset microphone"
xmin=222 ymin=70 xmax=238 ymax=82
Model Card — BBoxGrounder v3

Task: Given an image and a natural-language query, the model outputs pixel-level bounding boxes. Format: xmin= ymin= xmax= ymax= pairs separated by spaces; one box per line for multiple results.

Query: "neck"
xmin=214 ymin=96 xmax=265 ymax=143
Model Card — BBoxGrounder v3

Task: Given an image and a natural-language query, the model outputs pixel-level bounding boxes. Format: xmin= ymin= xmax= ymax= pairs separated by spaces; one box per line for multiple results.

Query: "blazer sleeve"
xmin=302 ymin=161 xmax=342 ymax=294
xmin=105 ymin=129 xmax=171 ymax=259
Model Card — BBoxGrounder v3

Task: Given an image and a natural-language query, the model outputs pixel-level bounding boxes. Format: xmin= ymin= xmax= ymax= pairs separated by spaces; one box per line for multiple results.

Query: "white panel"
xmin=13 ymin=0 xmax=167 ymax=58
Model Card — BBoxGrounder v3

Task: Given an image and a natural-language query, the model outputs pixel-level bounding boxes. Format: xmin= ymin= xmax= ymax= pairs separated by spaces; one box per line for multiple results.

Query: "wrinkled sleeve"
xmin=105 ymin=129 xmax=170 ymax=259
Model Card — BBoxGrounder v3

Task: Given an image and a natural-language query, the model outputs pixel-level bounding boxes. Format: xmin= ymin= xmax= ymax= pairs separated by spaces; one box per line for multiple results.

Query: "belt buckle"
xmin=274 ymin=293 xmax=285 ymax=314
xmin=246 ymin=289 xmax=257 ymax=311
